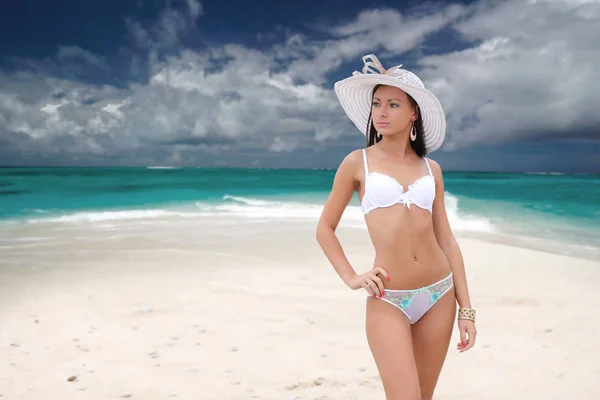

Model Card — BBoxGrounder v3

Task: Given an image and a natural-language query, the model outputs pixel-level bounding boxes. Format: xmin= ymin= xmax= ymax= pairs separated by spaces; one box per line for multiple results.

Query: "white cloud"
xmin=186 ymin=0 xmax=203 ymax=20
xmin=126 ymin=0 xmax=201 ymax=54
xmin=102 ymin=100 xmax=128 ymax=119
xmin=0 ymin=43 xmax=334 ymax=164
xmin=40 ymin=102 xmax=65 ymax=116
xmin=56 ymin=46 xmax=109 ymax=71
xmin=416 ymin=0 xmax=600 ymax=150
xmin=270 ymin=137 xmax=298 ymax=152
xmin=286 ymin=5 xmax=466 ymax=85
xmin=1 ymin=0 xmax=598 ymax=167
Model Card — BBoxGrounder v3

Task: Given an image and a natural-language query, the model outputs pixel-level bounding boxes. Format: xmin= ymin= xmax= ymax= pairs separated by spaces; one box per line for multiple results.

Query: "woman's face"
xmin=371 ymin=85 xmax=417 ymax=137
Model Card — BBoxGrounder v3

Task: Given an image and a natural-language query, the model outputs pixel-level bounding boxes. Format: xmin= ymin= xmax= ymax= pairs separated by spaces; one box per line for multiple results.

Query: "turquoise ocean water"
xmin=1 ymin=167 xmax=598 ymax=253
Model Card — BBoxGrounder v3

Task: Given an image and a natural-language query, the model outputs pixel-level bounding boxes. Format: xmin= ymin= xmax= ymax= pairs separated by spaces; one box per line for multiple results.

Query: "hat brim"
xmin=334 ymin=74 xmax=446 ymax=153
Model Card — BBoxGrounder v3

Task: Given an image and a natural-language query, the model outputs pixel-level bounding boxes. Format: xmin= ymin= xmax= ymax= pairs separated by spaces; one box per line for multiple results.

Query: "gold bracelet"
xmin=458 ymin=308 xmax=476 ymax=322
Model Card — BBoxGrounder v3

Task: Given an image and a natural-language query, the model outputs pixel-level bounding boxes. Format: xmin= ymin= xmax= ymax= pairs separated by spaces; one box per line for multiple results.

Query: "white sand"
xmin=1 ymin=218 xmax=599 ymax=399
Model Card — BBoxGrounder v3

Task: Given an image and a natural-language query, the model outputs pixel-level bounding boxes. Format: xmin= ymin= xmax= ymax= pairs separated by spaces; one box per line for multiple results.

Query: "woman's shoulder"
xmin=424 ymin=157 xmax=443 ymax=177
xmin=340 ymin=148 xmax=366 ymax=166
xmin=334 ymin=148 xmax=366 ymax=181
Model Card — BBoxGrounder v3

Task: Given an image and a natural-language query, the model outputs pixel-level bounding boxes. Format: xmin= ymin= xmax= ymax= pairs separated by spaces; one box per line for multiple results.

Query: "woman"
xmin=316 ymin=54 xmax=477 ymax=400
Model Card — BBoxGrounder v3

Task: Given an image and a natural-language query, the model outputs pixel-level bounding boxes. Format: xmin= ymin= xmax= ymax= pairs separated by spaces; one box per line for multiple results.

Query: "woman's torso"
xmin=355 ymin=147 xmax=451 ymax=290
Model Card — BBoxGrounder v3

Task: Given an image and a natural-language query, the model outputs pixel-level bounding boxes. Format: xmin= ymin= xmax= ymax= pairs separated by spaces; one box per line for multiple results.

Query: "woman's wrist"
xmin=455 ymin=295 xmax=472 ymax=309
xmin=341 ymin=271 xmax=357 ymax=286
xmin=457 ymin=307 xmax=476 ymax=323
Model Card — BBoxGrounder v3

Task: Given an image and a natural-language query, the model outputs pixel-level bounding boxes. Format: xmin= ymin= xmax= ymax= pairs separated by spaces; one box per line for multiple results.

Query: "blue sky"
xmin=0 ymin=0 xmax=598 ymax=172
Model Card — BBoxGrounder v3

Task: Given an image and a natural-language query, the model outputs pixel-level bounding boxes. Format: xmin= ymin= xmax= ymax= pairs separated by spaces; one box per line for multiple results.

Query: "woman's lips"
xmin=376 ymin=122 xmax=390 ymax=126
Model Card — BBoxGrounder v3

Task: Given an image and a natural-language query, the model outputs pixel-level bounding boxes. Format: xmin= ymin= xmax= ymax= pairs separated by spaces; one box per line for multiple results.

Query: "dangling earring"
xmin=410 ymin=123 xmax=417 ymax=141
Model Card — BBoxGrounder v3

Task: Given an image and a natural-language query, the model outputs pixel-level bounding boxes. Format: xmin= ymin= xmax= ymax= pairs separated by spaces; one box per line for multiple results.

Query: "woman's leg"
xmin=366 ymin=297 xmax=422 ymax=400
xmin=410 ymin=287 xmax=456 ymax=400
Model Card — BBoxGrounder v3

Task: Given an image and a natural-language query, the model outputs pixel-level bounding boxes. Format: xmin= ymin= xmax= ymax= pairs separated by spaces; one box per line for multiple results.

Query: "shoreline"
xmin=2 ymin=211 xmax=599 ymax=262
xmin=453 ymin=229 xmax=600 ymax=262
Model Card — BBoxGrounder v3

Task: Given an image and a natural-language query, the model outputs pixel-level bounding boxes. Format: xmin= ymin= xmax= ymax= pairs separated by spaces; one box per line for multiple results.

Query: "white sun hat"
xmin=334 ymin=54 xmax=446 ymax=153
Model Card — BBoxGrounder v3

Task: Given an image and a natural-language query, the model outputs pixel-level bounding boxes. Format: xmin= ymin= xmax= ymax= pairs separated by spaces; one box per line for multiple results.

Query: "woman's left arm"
xmin=428 ymin=158 xmax=477 ymax=352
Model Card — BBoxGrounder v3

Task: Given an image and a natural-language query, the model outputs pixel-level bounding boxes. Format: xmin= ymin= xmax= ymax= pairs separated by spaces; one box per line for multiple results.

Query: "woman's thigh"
xmin=410 ymin=287 xmax=456 ymax=400
xmin=366 ymin=297 xmax=422 ymax=400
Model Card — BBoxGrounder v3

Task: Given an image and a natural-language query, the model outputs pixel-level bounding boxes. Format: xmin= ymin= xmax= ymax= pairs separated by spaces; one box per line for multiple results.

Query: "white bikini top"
xmin=361 ymin=149 xmax=436 ymax=215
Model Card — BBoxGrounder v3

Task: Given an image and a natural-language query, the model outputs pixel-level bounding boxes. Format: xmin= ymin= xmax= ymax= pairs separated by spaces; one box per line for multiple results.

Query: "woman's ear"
xmin=413 ymin=104 xmax=419 ymax=121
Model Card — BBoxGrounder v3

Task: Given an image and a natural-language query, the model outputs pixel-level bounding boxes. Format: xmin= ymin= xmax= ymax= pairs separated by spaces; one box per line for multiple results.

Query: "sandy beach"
xmin=1 ymin=216 xmax=599 ymax=399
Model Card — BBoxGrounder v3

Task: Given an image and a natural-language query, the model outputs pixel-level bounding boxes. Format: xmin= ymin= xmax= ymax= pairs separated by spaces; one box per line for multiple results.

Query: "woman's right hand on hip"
xmin=345 ymin=266 xmax=391 ymax=298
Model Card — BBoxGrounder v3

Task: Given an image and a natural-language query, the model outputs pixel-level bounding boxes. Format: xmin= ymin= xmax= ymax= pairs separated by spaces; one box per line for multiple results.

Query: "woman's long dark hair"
xmin=366 ymin=84 xmax=427 ymax=157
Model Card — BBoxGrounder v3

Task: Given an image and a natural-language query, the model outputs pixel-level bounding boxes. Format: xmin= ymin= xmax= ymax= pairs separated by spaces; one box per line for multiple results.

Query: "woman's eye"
xmin=372 ymin=102 xmax=398 ymax=107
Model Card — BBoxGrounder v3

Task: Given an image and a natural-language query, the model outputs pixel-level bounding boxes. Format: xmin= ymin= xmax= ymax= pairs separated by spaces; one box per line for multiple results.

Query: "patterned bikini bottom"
xmin=373 ymin=272 xmax=454 ymax=324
